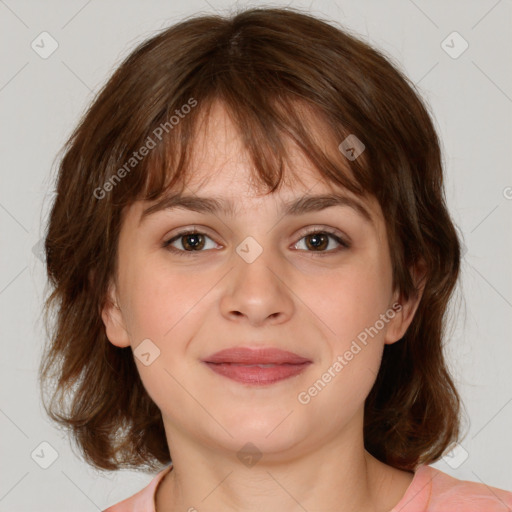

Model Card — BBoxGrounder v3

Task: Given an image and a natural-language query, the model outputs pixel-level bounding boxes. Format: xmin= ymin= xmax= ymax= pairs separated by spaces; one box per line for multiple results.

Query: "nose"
xmin=220 ymin=245 xmax=295 ymax=327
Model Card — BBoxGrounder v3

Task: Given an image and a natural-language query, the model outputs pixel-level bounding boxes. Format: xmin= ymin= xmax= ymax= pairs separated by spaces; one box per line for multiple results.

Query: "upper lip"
xmin=203 ymin=347 xmax=312 ymax=365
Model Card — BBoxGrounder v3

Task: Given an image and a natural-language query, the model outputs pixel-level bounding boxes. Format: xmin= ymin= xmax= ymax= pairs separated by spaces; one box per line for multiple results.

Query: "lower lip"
xmin=204 ymin=362 xmax=311 ymax=385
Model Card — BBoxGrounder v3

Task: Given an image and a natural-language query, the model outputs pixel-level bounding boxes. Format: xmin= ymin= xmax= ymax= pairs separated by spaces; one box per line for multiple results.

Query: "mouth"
xmin=202 ymin=347 xmax=312 ymax=385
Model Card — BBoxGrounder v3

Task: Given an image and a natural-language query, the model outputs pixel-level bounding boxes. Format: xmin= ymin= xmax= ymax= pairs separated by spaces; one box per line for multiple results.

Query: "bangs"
xmin=115 ymin=73 xmax=375 ymax=211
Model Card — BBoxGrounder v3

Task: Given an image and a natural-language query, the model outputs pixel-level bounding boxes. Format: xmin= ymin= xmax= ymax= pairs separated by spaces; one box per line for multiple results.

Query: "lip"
xmin=202 ymin=347 xmax=312 ymax=385
xmin=203 ymin=347 xmax=312 ymax=365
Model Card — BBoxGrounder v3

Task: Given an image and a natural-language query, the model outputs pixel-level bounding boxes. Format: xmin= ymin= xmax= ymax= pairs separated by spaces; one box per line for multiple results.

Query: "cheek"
xmin=304 ymin=252 xmax=393 ymax=346
xmin=297 ymin=260 xmax=390 ymax=419
xmin=120 ymin=257 xmax=213 ymax=343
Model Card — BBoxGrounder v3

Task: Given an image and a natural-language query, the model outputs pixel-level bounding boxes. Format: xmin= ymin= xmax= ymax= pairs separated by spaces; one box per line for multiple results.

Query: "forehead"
xmin=167 ymin=101 xmax=365 ymax=203
xmin=124 ymin=100 xmax=386 ymax=241
xmin=187 ymin=100 xmax=344 ymax=190
xmin=162 ymin=101 xmax=381 ymax=220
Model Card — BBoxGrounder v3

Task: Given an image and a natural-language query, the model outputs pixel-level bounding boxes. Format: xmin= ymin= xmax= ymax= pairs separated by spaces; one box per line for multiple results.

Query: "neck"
xmin=155 ymin=424 xmax=411 ymax=512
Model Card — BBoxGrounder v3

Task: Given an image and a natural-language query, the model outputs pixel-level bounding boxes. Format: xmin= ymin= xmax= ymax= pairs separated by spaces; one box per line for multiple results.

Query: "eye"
xmin=293 ymin=228 xmax=350 ymax=254
xmin=163 ymin=228 xmax=218 ymax=256
xmin=163 ymin=227 xmax=350 ymax=257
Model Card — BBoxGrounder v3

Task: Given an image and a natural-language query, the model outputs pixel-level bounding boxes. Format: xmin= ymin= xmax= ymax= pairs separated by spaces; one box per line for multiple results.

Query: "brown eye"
xmin=304 ymin=232 xmax=329 ymax=251
xmin=163 ymin=230 xmax=217 ymax=255
xmin=179 ymin=233 xmax=206 ymax=251
xmin=294 ymin=229 xmax=350 ymax=253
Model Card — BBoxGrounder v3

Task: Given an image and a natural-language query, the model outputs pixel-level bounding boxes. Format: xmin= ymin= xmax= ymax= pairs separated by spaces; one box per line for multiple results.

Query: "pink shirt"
xmin=103 ymin=463 xmax=512 ymax=512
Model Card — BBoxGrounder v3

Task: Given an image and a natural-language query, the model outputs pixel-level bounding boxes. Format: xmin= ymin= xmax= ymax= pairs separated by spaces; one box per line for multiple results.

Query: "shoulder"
xmin=102 ymin=465 xmax=173 ymax=512
xmin=418 ymin=465 xmax=512 ymax=511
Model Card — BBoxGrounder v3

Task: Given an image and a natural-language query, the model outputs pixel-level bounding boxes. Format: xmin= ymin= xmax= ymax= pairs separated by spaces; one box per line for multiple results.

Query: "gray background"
xmin=1 ymin=0 xmax=511 ymax=510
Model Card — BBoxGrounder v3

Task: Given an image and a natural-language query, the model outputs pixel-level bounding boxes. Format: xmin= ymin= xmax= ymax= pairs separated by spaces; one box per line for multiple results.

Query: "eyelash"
xmin=162 ymin=227 xmax=351 ymax=257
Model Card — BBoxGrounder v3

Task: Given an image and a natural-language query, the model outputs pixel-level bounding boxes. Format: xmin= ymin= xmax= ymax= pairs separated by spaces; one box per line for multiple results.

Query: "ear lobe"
xmin=101 ymin=281 xmax=131 ymax=348
xmin=384 ymin=259 xmax=427 ymax=345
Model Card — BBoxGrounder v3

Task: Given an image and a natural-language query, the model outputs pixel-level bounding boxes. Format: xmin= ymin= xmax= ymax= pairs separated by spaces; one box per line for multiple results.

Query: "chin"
xmin=214 ymin=411 xmax=306 ymax=452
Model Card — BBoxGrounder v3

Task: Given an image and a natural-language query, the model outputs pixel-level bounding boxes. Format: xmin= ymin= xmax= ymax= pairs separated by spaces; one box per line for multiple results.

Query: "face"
xmin=102 ymin=101 xmax=419 ymax=459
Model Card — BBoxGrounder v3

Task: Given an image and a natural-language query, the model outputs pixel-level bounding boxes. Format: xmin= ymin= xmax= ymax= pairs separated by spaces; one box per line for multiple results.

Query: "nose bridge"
xmin=220 ymin=233 xmax=294 ymax=325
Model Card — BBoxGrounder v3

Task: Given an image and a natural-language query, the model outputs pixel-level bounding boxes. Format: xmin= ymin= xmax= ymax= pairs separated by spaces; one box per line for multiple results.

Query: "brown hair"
xmin=40 ymin=6 xmax=465 ymax=473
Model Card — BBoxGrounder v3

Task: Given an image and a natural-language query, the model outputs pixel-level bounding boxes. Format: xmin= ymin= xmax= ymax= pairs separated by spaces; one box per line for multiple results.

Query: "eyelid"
xmin=162 ymin=225 xmax=351 ymax=255
xmin=294 ymin=225 xmax=350 ymax=245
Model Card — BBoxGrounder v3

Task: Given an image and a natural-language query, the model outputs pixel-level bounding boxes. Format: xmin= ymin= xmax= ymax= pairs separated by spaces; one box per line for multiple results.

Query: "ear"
xmin=384 ymin=259 xmax=427 ymax=345
xmin=100 ymin=279 xmax=131 ymax=348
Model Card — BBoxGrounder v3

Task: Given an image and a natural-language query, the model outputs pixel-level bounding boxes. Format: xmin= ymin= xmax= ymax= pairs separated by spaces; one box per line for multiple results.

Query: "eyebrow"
xmin=139 ymin=192 xmax=373 ymax=226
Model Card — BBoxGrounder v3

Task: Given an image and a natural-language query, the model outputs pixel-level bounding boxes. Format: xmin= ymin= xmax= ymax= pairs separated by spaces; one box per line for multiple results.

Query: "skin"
xmin=102 ymin=101 xmax=425 ymax=512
